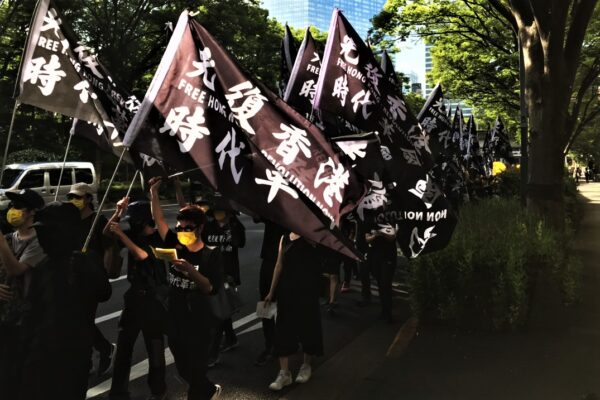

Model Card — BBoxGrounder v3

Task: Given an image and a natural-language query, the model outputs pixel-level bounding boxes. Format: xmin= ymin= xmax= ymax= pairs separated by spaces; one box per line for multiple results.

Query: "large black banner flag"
xmin=465 ymin=116 xmax=485 ymax=176
xmin=16 ymin=0 xmax=106 ymax=123
xmin=124 ymin=11 xmax=362 ymax=259
xmin=313 ymin=9 xmax=456 ymax=257
xmin=314 ymin=9 xmax=433 ymax=178
xmin=284 ymin=27 xmax=321 ymax=119
xmin=279 ymin=23 xmax=298 ymax=97
xmin=451 ymin=106 xmax=466 ymax=157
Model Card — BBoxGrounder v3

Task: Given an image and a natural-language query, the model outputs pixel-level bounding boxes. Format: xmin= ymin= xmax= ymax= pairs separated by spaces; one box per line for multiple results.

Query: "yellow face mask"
xmin=7 ymin=208 xmax=27 ymax=227
xmin=177 ymin=231 xmax=198 ymax=246
xmin=70 ymin=198 xmax=86 ymax=211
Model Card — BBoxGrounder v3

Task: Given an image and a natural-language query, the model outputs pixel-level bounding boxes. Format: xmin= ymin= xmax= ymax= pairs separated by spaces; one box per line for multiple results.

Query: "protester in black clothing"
xmin=206 ymin=201 xmax=246 ymax=367
xmin=105 ymin=198 xmax=168 ymax=400
xmin=20 ymin=202 xmax=111 ymax=400
xmin=264 ymin=233 xmax=323 ymax=391
xmin=67 ymin=182 xmax=120 ymax=375
xmin=365 ymin=224 xmax=398 ymax=322
xmin=0 ymin=190 xmax=46 ymax=399
xmin=255 ymin=220 xmax=287 ymax=366
xmin=150 ymin=177 xmax=223 ymax=400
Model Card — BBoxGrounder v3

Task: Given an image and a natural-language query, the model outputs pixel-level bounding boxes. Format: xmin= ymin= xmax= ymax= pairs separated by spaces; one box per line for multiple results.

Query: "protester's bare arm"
xmin=149 ymin=177 xmax=169 ymax=241
xmin=0 ymin=235 xmax=30 ymax=277
xmin=109 ymin=222 xmax=149 ymax=261
xmin=264 ymin=236 xmax=284 ymax=304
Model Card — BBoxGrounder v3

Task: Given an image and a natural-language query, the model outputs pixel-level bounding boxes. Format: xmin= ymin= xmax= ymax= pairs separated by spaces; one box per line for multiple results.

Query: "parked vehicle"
xmin=0 ymin=162 xmax=97 ymax=209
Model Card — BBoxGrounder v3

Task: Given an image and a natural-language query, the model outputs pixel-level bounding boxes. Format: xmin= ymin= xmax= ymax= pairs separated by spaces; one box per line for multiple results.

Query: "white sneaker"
xmin=269 ymin=370 xmax=292 ymax=391
xmin=210 ymin=384 xmax=222 ymax=399
xmin=295 ymin=363 xmax=312 ymax=383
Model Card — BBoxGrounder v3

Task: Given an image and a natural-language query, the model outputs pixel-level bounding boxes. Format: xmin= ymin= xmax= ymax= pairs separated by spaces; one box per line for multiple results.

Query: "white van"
xmin=0 ymin=161 xmax=97 ymax=209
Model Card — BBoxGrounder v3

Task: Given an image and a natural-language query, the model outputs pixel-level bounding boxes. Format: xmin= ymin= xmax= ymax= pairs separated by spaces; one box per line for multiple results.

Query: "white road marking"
xmin=95 ymin=310 xmax=122 ymax=324
xmin=87 ymin=311 xmax=260 ymax=398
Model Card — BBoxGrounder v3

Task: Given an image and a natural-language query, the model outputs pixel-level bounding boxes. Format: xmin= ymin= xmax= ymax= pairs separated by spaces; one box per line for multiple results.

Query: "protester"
xmin=205 ymin=198 xmax=246 ymax=367
xmin=320 ymin=247 xmax=342 ymax=315
xmin=0 ymin=189 xmax=45 ymax=399
xmin=66 ymin=182 xmax=119 ymax=376
xmin=20 ymin=202 xmax=111 ymax=399
xmin=105 ymin=198 xmax=168 ymax=400
xmin=255 ymin=220 xmax=287 ymax=366
xmin=365 ymin=224 xmax=398 ymax=323
xmin=264 ymin=232 xmax=323 ymax=390
xmin=149 ymin=177 xmax=223 ymax=400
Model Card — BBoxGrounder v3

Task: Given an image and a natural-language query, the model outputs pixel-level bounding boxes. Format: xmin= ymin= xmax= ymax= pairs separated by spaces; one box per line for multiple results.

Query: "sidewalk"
xmin=285 ymin=183 xmax=600 ymax=400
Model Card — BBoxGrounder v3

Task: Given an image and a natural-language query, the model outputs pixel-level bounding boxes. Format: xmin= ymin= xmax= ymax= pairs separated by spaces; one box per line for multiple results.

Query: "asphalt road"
xmin=87 ymin=205 xmax=410 ymax=400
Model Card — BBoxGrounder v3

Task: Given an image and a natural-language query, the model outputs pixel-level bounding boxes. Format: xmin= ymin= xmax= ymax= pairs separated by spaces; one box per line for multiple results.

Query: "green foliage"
xmin=408 ymin=197 xmax=580 ymax=331
xmin=404 ymin=92 xmax=426 ymax=116
xmin=6 ymin=148 xmax=61 ymax=164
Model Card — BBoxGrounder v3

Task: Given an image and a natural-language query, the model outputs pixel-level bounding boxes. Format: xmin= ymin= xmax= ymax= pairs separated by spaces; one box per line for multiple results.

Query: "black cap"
xmin=32 ymin=201 xmax=80 ymax=227
xmin=123 ymin=201 xmax=153 ymax=224
xmin=5 ymin=189 xmax=45 ymax=210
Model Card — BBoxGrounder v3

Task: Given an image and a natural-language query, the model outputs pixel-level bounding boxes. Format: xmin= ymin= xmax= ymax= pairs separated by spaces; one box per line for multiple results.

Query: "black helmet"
xmin=123 ymin=201 xmax=153 ymax=225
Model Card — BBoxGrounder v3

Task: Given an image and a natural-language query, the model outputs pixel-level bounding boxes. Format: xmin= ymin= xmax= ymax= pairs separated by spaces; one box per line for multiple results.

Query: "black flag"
xmin=124 ymin=11 xmax=362 ymax=260
xmin=314 ymin=9 xmax=456 ymax=257
xmin=284 ymin=27 xmax=321 ymax=119
xmin=16 ymin=0 xmax=107 ymax=123
xmin=279 ymin=23 xmax=298 ymax=97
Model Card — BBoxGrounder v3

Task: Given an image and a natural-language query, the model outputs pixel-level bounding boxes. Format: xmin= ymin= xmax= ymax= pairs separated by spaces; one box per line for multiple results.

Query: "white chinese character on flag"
xmin=340 ymin=35 xmax=359 ymax=65
xmin=364 ymin=63 xmax=382 ymax=94
xmin=314 ymin=158 xmax=349 ymax=207
xmin=401 ymin=148 xmax=421 ymax=166
xmin=225 ymin=81 xmax=268 ymax=135
xmin=299 ymin=79 xmax=317 ymax=99
xmin=159 ymin=106 xmax=210 ymax=153
xmin=215 ymin=127 xmax=246 ymax=184
xmin=351 ymin=90 xmax=373 ymax=120
xmin=273 ymin=124 xmax=312 ymax=165
xmin=23 ymin=55 xmax=66 ymax=96
xmin=387 ymin=95 xmax=407 ymax=121
xmin=73 ymin=80 xmax=97 ymax=104
xmin=255 ymin=169 xmax=299 ymax=203
xmin=73 ymin=44 xmax=104 ymax=79
xmin=332 ymin=75 xmax=349 ymax=106
xmin=186 ymin=47 xmax=217 ymax=91
xmin=41 ymin=8 xmax=61 ymax=37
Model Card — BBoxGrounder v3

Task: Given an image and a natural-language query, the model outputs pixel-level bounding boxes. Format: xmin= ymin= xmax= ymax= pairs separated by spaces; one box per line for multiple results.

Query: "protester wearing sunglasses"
xmin=0 ymin=189 xmax=45 ymax=398
xmin=149 ymin=176 xmax=224 ymax=400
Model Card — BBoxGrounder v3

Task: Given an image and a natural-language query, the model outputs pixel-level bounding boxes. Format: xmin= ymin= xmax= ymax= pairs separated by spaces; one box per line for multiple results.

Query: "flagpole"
xmin=125 ymin=170 xmax=140 ymax=198
xmin=82 ymin=147 xmax=127 ymax=253
xmin=54 ymin=129 xmax=75 ymax=201
xmin=0 ymin=100 xmax=20 ymax=187
xmin=167 ymin=167 xmax=202 ymax=179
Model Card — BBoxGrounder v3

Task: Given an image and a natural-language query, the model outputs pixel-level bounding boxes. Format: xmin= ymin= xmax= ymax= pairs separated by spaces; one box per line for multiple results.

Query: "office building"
xmin=261 ymin=0 xmax=387 ymax=39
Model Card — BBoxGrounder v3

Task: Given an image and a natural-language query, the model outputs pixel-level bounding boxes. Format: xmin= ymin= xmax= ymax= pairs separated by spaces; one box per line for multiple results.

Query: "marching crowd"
xmin=0 ymin=177 xmax=399 ymax=400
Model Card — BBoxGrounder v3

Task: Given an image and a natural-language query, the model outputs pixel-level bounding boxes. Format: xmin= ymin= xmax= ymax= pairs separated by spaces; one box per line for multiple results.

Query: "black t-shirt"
xmin=81 ymin=213 xmax=111 ymax=256
xmin=203 ymin=217 xmax=245 ymax=285
xmin=163 ymin=229 xmax=223 ymax=293
xmin=260 ymin=221 xmax=287 ymax=262
xmin=122 ymin=230 xmax=167 ymax=290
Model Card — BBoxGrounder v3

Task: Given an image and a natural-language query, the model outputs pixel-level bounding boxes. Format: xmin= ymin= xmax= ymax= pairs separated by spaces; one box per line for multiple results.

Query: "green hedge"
xmin=408 ymin=197 xmax=580 ymax=331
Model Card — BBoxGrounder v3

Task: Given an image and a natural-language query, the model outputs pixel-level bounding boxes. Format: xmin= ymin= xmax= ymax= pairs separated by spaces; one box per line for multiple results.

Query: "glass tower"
xmin=261 ymin=0 xmax=387 ymax=39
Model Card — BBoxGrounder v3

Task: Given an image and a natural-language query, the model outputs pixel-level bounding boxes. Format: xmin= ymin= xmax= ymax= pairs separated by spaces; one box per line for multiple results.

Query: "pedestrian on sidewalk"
xmin=105 ymin=198 xmax=168 ymax=400
xmin=264 ymin=232 xmax=323 ymax=391
xmin=0 ymin=190 xmax=46 ymax=399
xmin=255 ymin=220 xmax=287 ymax=366
xmin=67 ymin=183 xmax=119 ymax=376
xmin=205 ymin=198 xmax=246 ymax=367
xmin=149 ymin=177 xmax=223 ymax=400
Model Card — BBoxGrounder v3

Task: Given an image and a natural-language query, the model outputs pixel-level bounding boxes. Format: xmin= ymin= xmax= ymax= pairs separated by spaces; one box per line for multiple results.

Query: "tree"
xmin=372 ymin=0 xmax=600 ymax=227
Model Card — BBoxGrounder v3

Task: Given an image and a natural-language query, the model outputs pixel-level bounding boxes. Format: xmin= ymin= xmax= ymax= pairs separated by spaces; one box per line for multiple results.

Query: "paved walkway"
xmin=285 ymin=183 xmax=600 ymax=400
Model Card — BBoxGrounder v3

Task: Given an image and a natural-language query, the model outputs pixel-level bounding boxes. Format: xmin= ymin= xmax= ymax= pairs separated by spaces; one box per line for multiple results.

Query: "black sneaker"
xmin=254 ymin=349 xmax=272 ymax=366
xmin=98 ymin=343 xmax=116 ymax=376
